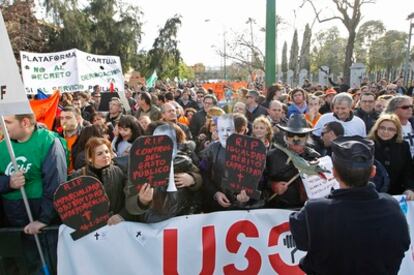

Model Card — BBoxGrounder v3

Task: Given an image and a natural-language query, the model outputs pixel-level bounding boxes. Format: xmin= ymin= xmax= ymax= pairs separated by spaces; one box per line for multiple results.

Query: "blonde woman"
xmin=368 ymin=114 xmax=414 ymax=199
xmin=252 ymin=116 xmax=273 ymax=150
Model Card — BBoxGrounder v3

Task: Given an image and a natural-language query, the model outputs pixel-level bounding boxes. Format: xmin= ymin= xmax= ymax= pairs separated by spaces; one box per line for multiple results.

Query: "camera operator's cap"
xmin=325 ymin=88 xmax=337 ymax=96
xmin=331 ymin=136 xmax=374 ymax=168
xmin=247 ymin=90 xmax=260 ymax=98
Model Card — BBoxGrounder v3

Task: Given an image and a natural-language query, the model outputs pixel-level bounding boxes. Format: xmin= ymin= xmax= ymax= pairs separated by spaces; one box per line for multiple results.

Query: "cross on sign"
xmin=94 ymin=232 xmax=100 ymax=240
xmin=136 ymin=231 xmax=142 ymax=238
xmin=237 ymin=173 xmax=244 ymax=182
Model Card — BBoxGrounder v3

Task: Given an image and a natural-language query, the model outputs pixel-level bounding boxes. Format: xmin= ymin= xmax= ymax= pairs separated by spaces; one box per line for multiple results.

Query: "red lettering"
xmin=250 ymin=140 xmax=259 ymax=150
xmin=200 ymin=226 xmax=216 ymax=275
xmin=163 ymin=229 xmax=178 ymax=275
xmin=223 ymin=220 xmax=261 ymax=275
xmin=268 ymin=222 xmax=304 ymax=275
xmin=235 ymin=137 xmax=242 ymax=146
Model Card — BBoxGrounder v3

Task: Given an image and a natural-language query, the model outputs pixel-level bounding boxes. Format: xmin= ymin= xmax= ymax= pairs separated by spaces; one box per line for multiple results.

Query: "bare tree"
xmin=300 ymin=0 xmax=375 ymax=85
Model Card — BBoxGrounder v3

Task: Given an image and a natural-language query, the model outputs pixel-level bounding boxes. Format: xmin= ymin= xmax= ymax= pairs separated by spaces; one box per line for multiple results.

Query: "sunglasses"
xmin=398 ymin=105 xmax=413 ymax=110
xmin=286 ymin=132 xmax=307 ymax=138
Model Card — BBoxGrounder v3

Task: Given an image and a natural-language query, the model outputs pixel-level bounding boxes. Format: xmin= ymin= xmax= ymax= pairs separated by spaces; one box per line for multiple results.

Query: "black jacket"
xmin=189 ymin=109 xmax=207 ymax=138
xmin=290 ymin=183 xmax=410 ymax=275
xmin=374 ymin=138 xmax=414 ymax=195
xmin=354 ymin=108 xmax=379 ymax=134
xmin=265 ymin=145 xmax=320 ymax=209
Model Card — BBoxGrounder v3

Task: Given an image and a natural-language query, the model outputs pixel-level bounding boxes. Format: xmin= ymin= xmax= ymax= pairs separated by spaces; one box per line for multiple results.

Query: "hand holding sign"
xmin=224 ymin=134 xmax=266 ymax=200
xmin=54 ymin=176 xmax=110 ymax=241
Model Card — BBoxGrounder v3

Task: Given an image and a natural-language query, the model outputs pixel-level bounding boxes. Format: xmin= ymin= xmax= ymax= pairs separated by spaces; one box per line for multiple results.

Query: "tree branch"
xmin=301 ymin=0 xmax=344 ymax=24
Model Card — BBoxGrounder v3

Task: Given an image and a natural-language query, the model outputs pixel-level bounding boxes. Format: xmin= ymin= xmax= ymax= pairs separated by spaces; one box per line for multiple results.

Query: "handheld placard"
xmin=224 ymin=134 xmax=265 ymax=200
xmin=54 ymin=176 xmax=110 ymax=241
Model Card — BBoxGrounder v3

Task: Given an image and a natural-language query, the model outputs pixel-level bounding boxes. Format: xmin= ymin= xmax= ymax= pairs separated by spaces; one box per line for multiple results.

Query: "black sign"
xmin=224 ymin=134 xmax=266 ymax=200
xmin=54 ymin=176 xmax=110 ymax=241
xmin=129 ymin=135 xmax=173 ymax=188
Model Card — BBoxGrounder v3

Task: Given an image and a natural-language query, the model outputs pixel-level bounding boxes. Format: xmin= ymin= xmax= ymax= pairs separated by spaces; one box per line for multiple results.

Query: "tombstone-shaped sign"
xmin=224 ymin=134 xmax=266 ymax=200
xmin=318 ymin=65 xmax=329 ymax=86
xmin=129 ymin=135 xmax=173 ymax=188
xmin=299 ymin=69 xmax=308 ymax=87
xmin=287 ymin=70 xmax=294 ymax=87
xmin=350 ymin=63 xmax=366 ymax=89
xmin=54 ymin=176 xmax=110 ymax=241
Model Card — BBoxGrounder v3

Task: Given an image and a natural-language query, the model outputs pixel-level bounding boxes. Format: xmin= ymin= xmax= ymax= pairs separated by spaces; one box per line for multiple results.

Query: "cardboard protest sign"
xmin=128 ymin=135 xmax=173 ymax=188
xmin=224 ymin=134 xmax=265 ymax=200
xmin=54 ymin=176 xmax=110 ymax=241
xmin=0 ymin=12 xmax=32 ymax=115
xmin=301 ymin=156 xmax=339 ymax=199
xmin=20 ymin=49 xmax=124 ymax=94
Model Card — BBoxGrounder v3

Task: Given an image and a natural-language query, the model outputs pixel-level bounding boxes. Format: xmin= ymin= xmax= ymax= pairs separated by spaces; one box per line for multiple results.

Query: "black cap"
xmin=331 ymin=136 xmax=374 ymax=169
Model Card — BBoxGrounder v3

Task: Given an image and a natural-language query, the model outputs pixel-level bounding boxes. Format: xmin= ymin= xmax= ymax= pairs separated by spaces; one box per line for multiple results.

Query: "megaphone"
xmin=153 ymin=124 xmax=178 ymax=193
xmin=166 ymin=162 xmax=177 ymax=192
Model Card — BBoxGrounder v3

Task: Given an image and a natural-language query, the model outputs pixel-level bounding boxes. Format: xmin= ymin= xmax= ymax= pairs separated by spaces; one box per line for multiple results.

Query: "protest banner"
xmin=128 ymin=135 xmax=173 ymax=189
xmin=57 ymin=200 xmax=414 ymax=275
xmin=54 ymin=176 xmax=110 ymax=240
xmin=301 ymin=156 xmax=340 ymax=199
xmin=224 ymin=134 xmax=265 ymax=200
xmin=0 ymin=12 xmax=32 ymax=116
xmin=20 ymin=49 xmax=124 ymax=94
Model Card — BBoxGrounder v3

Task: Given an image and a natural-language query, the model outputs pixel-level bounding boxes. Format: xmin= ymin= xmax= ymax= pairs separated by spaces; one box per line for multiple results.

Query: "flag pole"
xmin=0 ymin=116 xmax=50 ymax=275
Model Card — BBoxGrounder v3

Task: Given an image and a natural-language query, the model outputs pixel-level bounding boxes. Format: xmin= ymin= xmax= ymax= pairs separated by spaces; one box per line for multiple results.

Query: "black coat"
xmin=290 ymin=183 xmax=410 ymax=275
xmin=265 ymin=145 xmax=320 ymax=209
xmin=354 ymin=108 xmax=379 ymax=134
xmin=374 ymin=138 xmax=414 ymax=195
xmin=189 ymin=109 xmax=207 ymax=138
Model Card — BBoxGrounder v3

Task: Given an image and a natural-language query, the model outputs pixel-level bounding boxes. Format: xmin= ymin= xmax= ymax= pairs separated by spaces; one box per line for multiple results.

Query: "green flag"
xmin=146 ymin=70 xmax=158 ymax=88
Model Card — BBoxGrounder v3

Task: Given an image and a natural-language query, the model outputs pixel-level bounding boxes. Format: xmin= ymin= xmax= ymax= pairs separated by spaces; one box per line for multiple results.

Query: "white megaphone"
xmin=153 ymin=124 xmax=178 ymax=192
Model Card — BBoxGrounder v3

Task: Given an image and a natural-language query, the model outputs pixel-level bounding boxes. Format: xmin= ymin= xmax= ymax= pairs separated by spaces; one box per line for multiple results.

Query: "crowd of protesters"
xmin=1 ymin=76 xmax=414 ymax=273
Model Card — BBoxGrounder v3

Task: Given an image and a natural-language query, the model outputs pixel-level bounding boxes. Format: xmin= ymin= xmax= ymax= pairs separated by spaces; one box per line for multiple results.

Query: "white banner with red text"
xmin=58 ymin=203 xmax=414 ymax=275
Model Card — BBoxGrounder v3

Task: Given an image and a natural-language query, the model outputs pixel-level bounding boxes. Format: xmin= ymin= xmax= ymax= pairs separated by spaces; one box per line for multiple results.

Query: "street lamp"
xmin=204 ymin=18 xmax=227 ymax=81
xmin=403 ymin=12 xmax=414 ymax=87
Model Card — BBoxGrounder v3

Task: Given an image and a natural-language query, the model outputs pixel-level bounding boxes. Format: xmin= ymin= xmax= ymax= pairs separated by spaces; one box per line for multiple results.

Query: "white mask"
xmin=216 ymin=116 xmax=235 ymax=148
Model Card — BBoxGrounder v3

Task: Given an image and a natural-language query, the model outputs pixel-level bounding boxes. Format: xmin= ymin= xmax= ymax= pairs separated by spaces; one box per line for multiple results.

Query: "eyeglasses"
xmin=397 ymin=105 xmax=413 ymax=110
xmin=378 ymin=126 xmax=397 ymax=133
xmin=286 ymin=132 xmax=307 ymax=138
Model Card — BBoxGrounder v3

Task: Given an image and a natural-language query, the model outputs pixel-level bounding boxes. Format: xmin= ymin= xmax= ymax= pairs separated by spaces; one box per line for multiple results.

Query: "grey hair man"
xmin=314 ymin=93 xmax=366 ymax=137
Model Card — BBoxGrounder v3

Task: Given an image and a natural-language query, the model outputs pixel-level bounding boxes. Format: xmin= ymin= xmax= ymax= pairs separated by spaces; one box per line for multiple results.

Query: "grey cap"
xmin=331 ymin=136 xmax=374 ymax=168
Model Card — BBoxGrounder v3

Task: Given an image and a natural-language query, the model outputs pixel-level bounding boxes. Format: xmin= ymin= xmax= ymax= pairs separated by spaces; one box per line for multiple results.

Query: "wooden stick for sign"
xmin=267 ymin=173 xmax=300 ymax=202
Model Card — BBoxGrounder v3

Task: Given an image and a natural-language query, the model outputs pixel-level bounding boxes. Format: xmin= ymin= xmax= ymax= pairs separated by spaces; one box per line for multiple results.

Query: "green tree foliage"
xmin=299 ymin=24 xmax=312 ymax=73
xmin=368 ymin=30 xmax=407 ymax=76
xmin=311 ymin=27 xmax=346 ymax=76
xmin=354 ymin=20 xmax=385 ymax=63
xmin=281 ymin=41 xmax=288 ymax=81
xmin=144 ymin=15 xmax=182 ymax=80
xmin=42 ymin=0 xmax=143 ymax=71
xmin=178 ymin=62 xmax=195 ymax=80
xmin=1 ymin=0 xmax=52 ymax=61
xmin=289 ymin=29 xmax=299 ymax=75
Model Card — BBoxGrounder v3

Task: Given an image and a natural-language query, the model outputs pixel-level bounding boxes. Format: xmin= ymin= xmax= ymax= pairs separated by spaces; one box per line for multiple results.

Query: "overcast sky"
xmin=133 ymin=0 xmax=413 ymax=67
